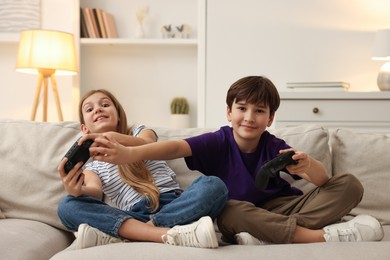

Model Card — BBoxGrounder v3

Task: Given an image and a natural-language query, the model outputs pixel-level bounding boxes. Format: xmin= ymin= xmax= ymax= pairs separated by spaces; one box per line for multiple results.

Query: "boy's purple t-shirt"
xmin=184 ymin=126 xmax=303 ymax=206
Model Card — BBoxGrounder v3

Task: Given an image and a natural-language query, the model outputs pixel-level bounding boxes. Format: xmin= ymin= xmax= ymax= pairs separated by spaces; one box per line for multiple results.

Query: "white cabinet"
xmin=276 ymin=92 xmax=390 ymax=133
xmin=77 ymin=0 xmax=205 ymax=127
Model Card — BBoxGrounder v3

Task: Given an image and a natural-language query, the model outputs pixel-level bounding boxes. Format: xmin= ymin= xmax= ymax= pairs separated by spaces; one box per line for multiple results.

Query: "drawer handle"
xmin=312 ymin=107 xmax=319 ymax=114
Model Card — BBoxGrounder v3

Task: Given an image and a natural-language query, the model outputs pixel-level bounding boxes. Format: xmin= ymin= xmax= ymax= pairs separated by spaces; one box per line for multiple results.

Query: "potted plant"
xmin=170 ymin=97 xmax=190 ymax=128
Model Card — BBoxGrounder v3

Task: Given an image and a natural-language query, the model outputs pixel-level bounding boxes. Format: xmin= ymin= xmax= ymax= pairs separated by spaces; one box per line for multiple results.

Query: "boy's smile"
xmin=227 ymin=100 xmax=274 ymax=153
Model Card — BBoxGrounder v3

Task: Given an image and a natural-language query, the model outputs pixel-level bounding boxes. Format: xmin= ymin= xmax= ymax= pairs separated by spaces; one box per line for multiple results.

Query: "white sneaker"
xmin=76 ymin=224 xmax=122 ymax=249
xmin=235 ymin=232 xmax=269 ymax=245
xmin=162 ymin=216 xmax=218 ymax=248
xmin=323 ymin=215 xmax=384 ymax=242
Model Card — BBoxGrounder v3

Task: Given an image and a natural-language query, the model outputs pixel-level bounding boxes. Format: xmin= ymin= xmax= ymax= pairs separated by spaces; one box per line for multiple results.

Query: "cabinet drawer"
xmin=277 ymin=100 xmax=390 ymax=123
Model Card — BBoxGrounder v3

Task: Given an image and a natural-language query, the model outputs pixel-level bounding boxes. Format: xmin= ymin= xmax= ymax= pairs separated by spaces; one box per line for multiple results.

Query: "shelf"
xmin=0 ymin=33 xmax=20 ymax=43
xmin=80 ymin=38 xmax=198 ymax=46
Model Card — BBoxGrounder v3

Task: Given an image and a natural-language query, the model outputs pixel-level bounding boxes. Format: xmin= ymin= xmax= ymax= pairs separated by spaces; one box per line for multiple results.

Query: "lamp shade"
xmin=16 ymin=29 xmax=77 ymax=76
xmin=372 ymin=29 xmax=390 ymax=61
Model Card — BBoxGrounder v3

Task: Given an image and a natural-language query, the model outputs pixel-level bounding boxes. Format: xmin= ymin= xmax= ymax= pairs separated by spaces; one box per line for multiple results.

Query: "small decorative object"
xmin=372 ymin=29 xmax=390 ymax=91
xmin=161 ymin=24 xmax=173 ymax=38
xmin=134 ymin=4 xmax=149 ymax=38
xmin=170 ymin=97 xmax=190 ymax=128
xmin=175 ymin=24 xmax=192 ymax=39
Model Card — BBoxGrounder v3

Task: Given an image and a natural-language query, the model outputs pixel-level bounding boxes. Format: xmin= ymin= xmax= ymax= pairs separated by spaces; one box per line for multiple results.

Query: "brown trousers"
xmin=217 ymin=173 xmax=363 ymax=244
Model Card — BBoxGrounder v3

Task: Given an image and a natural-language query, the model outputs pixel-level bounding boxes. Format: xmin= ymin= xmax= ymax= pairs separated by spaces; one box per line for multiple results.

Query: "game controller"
xmin=63 ymin=138 xmax=93 ymax=173
xmin=255 ymin=150 xmax=299 ymax=190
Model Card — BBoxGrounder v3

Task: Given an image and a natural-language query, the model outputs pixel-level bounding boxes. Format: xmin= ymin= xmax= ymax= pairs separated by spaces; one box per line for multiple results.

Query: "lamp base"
xmin=31 ymin=71 xmax=63 ymax=122
xmin=377 ymin=62 xmax=390 ymax=91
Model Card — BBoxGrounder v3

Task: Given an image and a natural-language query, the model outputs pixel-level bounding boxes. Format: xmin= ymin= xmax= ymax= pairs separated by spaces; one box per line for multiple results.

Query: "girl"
xmin=57 ymin=89 xmax=228 ymax=249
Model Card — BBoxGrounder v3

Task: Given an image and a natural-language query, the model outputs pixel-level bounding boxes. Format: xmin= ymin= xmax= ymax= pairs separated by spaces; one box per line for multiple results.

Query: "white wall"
xmin=0 ymin=0 xmax=77 ymax=122
xmin=204 ymin=0 xmax=390 ymax=127
xmin=1 ymin=0 xmax=389 ymax=126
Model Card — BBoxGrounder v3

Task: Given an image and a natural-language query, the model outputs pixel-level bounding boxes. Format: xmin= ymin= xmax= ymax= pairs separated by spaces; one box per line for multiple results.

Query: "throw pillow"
xmin=270 ymin=124 xmax=332 ymax=193
xmin=331 ymin=129 xmax=390 ymax=225
xmin=0 ymin=119 xmax=81 ymax=230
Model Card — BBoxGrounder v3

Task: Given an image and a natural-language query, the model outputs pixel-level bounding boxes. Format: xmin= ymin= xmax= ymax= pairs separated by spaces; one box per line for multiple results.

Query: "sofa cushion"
xmin=0 ymin=219 xmax=74 ymax=260
xmin=0 ymin=119 xmax=81 ymax=230
xmin=331 ymin=129 xmax=390 ymax=225
xmin=154 ymin=127 xmax=217 ymax=189
xmin=154 ymin=124 xmax=331 ymax=193
xmin=269 ymin=124 xmax=332 ymax=193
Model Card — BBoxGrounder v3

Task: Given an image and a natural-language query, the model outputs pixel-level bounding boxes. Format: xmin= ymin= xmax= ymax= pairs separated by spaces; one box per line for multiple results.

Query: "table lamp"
xmin=372 ymin=29 xmax=390 ymax=91
xmin=16 ymin=29 xmax=77 ymax=121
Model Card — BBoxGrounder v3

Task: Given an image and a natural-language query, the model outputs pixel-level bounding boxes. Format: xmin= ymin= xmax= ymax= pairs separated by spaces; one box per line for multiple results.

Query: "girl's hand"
xmin=281 ymin=149 xmax=311 ymax=176
xmin=89 ymin=135 xmax=134 ymax=165
xmin=78 ymin=133 xmax=101 ymax=146
xmin=58 ymin=158 xmax=85 ymax=197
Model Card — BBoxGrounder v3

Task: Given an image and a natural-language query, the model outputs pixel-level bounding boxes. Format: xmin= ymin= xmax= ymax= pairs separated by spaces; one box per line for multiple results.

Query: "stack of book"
xmin=286 ymin=82 xmax=350 ymax=92
xmin=80 ymin=7 xmax=118 ymax=38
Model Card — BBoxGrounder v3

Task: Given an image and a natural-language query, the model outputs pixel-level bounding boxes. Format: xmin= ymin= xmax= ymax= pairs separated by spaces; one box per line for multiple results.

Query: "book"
xmin=95 ymin=8 xmax=107 ymax=38
xmin=92 ymin=8 xmax=102 ymax=38
xmin=80 ymin=8 xmax=89 ymax=38
xmin=85 ymin=7 xmax=99 ymax=38
xmin=102 ymin=10 xmax=118 ymax=38
xmin=286 ymin=82 xmax=350 ymax=92
xmin=82 ymin=8 xmax=97 ymax=38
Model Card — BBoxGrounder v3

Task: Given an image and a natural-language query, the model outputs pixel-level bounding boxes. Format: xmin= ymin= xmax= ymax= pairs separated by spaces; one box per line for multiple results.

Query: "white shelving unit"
xmin=76 ymin=0 xmax=205 ymax=127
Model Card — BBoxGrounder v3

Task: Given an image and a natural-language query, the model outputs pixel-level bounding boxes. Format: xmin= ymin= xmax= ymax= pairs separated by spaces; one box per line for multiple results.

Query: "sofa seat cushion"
xmin=0 ymin=119 xmax=81 ymax=230
xmin=331 ymin=129 xmax=390 ymax=225
xmin=0 ymin=219 xmax=74 ymax=260
xmin=51 ymin=238 xmax=390 ymax=260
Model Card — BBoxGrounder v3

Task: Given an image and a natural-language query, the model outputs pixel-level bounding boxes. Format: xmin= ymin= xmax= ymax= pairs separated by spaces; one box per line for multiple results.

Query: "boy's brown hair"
xmin=226 ymin=76 xmax=280 ymax=116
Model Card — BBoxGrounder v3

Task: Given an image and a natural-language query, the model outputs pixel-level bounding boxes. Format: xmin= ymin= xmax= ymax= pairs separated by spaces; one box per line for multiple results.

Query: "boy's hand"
xmin=58 ymin=158 xmax=85 ymax=197
xmin=89 ymin=135 xmax=134 ymax=164
xmin=282 ymin=149 xmax=311 ymax=176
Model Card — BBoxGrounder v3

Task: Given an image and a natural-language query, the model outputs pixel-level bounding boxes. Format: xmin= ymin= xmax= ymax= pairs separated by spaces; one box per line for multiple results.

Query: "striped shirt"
xmin=84 ymin=125 xmax=180 ymax=211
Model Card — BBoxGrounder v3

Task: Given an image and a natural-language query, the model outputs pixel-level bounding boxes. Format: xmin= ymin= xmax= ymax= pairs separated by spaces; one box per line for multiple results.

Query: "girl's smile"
xmin=81 ymin=92 xmax=119 ymax=133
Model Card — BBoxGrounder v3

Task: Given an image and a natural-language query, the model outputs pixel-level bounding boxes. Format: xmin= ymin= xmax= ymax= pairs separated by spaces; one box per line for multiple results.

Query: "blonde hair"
xmin=79 ymin=89 xmax=160 ymax=212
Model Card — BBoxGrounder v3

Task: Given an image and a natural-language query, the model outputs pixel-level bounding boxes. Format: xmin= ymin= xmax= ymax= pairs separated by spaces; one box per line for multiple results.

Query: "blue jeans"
xmin=58 ymin=176 xmax=228 ymax=238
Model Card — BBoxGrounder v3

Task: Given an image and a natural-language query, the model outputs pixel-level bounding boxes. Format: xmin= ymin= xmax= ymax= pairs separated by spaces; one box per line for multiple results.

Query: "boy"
xmin=87 ymin=76 xmax=384 ymax=244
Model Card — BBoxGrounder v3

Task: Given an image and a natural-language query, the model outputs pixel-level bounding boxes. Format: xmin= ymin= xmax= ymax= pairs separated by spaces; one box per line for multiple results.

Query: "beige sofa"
xmin=0 ymin=119 xmax=389 ymax=260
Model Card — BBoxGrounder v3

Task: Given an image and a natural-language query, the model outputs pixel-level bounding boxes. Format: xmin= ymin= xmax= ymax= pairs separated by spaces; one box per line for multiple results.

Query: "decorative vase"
xmin=170 ymin=114 xmax=190 ymax=129
xmin=135 ymin=21 xmax=145 ymax=38
xmin=377 ymin=63 xmax=390 ymax=91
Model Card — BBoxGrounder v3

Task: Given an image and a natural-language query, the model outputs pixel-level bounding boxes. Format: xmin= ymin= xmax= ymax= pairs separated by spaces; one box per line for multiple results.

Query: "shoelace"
xmin=164 ymin=227 xmax=200 ymax=247
xmin=97 ymin=232 xmax=120 ymax=245
xmin=337 ymin=228 xmax=357 ymax=242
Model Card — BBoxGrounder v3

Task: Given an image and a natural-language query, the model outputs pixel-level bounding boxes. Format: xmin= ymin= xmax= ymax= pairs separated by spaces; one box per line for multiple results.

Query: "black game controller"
xmin=63 ymin=139 xmax=93 ymax=173
xmin=255 ymin=150 xmax=299 ymax=190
